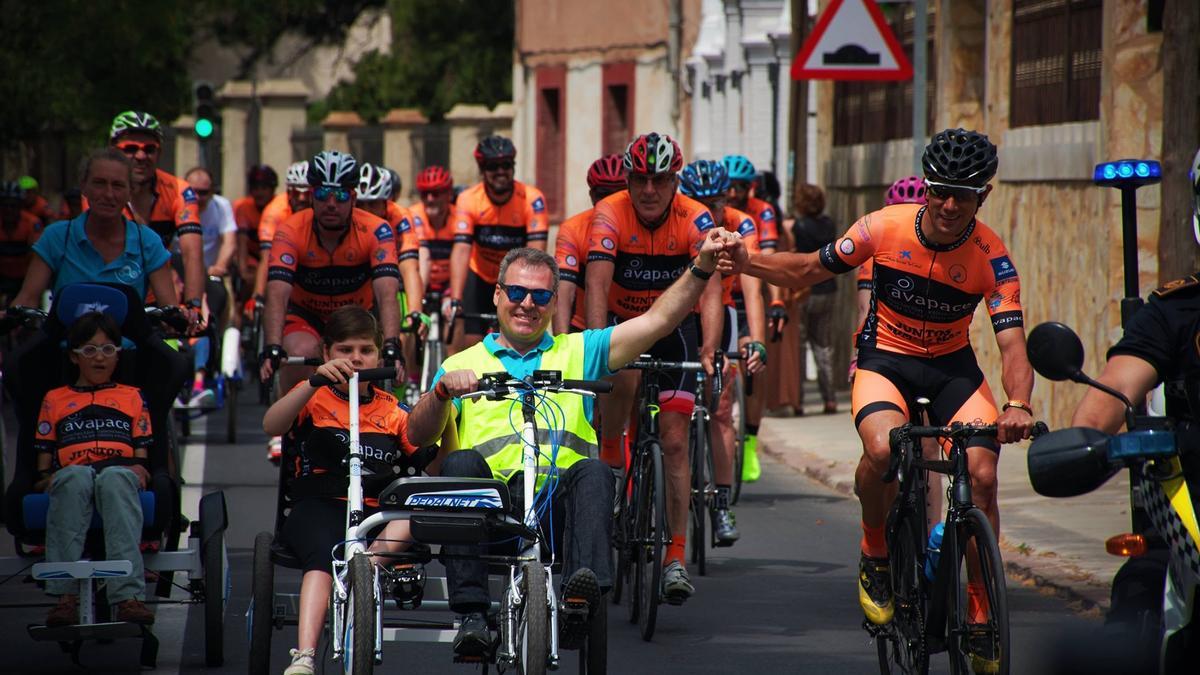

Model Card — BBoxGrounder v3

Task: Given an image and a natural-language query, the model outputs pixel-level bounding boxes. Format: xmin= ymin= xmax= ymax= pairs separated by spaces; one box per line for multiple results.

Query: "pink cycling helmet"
xmin=885 ymin=175 xmax=927 ymax=206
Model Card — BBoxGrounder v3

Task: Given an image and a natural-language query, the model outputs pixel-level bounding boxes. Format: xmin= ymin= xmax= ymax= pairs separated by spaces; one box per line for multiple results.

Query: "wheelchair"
xmin=247 ymin=370 xmax=609 ymax=674
xmin=0 ymin=282 xmax=231 ymax=669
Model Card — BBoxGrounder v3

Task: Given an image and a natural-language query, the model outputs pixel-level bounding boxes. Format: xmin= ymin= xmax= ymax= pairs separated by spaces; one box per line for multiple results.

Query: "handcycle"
xmin=612 ymin=355 xmax=701 ymax=641
xmin=1025 ymin=321 xmax=1200 ymax=672
xmin=0 ymin=282 xmax=229 ymax=669
xmin=866 ymin=397 xmax=1046 ymax=675
xmin=248 ymin=366 xmax=611 ymax=674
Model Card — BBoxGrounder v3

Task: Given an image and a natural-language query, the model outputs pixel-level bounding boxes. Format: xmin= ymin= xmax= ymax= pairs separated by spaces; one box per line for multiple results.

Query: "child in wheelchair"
xmin=34 ymin=311 xmax=156 ymax=627
xmin=263 ymin=305 xmax=445 ymax=675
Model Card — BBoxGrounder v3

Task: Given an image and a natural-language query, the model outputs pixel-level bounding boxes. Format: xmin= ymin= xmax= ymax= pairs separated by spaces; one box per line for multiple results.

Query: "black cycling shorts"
xmin=610 ymin=311 xmax=699 ymax=416
xmin=280 ymin=498 xmax=381 ymax=573
xmin=463 ymin=269 xmax=498 ymax=336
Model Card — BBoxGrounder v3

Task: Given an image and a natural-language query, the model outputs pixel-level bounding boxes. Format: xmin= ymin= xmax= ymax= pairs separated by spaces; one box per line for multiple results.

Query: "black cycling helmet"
xmin=247 ymin=164 xmax=278 ymax=188
xmin=474 ymin=135 xmax=516 ymax=165
xmin=922 ymin=128 xmax=998 ymax=188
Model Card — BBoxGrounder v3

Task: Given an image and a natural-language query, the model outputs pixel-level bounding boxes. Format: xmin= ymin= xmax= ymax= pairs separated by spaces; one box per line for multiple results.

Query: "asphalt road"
xmin=0 ymin=396 xmax=1096 ymax=674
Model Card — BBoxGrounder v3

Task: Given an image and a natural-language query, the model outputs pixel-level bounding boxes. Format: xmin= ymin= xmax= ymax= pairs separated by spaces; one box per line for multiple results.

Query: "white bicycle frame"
xmin=420 ymin=307 xmax=444 ymax=393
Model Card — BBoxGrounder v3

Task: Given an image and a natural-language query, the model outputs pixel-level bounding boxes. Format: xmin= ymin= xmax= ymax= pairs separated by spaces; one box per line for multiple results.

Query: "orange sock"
xmin=664 ymin=538 xmax=686 ymax=566
xmin=860 ymin=521 xmax=888 ymax=559
xmin=600 ymin=436 xmax=624 ymax=469
xmin=967 ymin=582 xmax=989 ymax=624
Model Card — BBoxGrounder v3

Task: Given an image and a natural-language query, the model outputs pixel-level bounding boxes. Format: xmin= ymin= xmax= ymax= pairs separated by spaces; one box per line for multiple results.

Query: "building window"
xmin=1010 ymin=0 xmax=1102 ymax=128
xmin=536 ymin=66 xmax=566 ymax=221
xmin=833 ymin=5 xmax=936 ymax=146
xmin=602 ymin=62 xmax=636 ymax=156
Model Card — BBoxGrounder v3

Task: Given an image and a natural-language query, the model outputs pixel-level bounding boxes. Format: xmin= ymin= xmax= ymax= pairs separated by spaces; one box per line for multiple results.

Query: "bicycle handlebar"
xmin=282 ymin=356 xmax=323 ymax=367
xmin=625 ymin=358 xmax=705 ymax=372
xmin=462 ymin=376 xmax=613 ymax=401
xmin=899 ymin=420 xmax=1049 ymax=440
xmin=308 ymin=366 xmax=399 ymax=388
xmin=0 ymin=306 xmax=48 ymax=333
xmin=145 ymin=306 xmax=191 ymax=333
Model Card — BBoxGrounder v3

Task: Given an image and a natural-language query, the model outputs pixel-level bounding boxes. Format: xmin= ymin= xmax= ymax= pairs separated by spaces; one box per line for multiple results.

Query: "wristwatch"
xmin=689 ymin=258 xmax=714 ymax=281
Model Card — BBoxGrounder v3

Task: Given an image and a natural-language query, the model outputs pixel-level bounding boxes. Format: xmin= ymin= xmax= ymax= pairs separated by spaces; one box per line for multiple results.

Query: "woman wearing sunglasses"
xmin=34 ymin=312 xmax=157 ymax=628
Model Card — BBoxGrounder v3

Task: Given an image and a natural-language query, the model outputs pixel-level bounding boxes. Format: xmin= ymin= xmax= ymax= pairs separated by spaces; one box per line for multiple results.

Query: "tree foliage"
xmin=316 ymin=0 xmax=514 ymax=123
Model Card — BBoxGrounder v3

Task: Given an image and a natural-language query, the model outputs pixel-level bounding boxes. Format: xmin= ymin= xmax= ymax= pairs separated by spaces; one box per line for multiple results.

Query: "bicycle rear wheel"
xmin=688 ymin=413 xmax=708 ymax=576
xmin=877 ymin=507 xmax=928 ymax=674
xmin=634 ymin=441 xmax=665 ymax=641
xmin=946 ymin=508 xmax=1009 ymax=675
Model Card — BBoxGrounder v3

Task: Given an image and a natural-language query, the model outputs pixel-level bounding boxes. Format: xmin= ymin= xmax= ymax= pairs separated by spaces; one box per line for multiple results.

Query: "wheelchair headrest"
xmin=55 ymin=283 xmax=129 ymax=327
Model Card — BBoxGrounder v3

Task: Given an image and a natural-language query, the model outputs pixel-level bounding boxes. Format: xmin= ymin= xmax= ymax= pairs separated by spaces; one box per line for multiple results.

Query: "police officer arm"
xmin=608 ymin=229 xmax=734 ymax=371
xmin=1071 ymin=356 xmax=1158 ymax=434
xmin=407 ymin=369 xmax=479 ymax=447
xmin=994 ymin=327 xmax=1035 ymax=443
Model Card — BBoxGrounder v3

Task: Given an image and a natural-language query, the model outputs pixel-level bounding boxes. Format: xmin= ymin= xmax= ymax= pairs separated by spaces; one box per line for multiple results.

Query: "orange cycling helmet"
xmin=416 ymin=165 xmax=453 ymax=192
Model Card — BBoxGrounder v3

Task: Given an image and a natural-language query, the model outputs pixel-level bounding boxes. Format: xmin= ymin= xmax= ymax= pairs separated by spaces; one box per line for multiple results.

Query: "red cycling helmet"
xmin=416 ymin=165 xmax=453 ymax=192
xmin=623 ymin=133 xmax=683 ymax=175
xmin=885 ymin=175 xmax=927 ymax=206
xmin=586 ymin=154 xmax=626 ymax=191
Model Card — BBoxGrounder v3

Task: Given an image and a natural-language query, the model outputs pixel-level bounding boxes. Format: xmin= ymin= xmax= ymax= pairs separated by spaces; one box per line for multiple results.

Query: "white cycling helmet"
xmin=357 ymin=164 xmax=393 ymax=201
xmin=307 ymin=150 xmax=359 ymax=189
xmin=285 ymin=161 xmax=310 ymax=188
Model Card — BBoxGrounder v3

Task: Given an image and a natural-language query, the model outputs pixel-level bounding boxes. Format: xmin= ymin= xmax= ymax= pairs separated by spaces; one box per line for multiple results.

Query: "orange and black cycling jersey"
xmin=717 ymin=207 xmax=761 ymax=307
xmin=257 ymin=192 xmax=293 ymax=251
xmin=289 ymin=383 xmax=417 ymax=502
xmin=35 ymin=383 xmax=152 ymax=471
xmin=821 ymin=203 xmax=1023 ymax=357
xmin=384 ymin=201 xmax=420 ymax=262
xmin=744 ymin=196 xmax=779 ymax=250
xmin=555 ymin=207 xmax=592 ymax=330
xmin=267 ymin=208 xmax=400 ymax=320
xmin=857 ymin=257 xmax=874 ymax=290
xmin=233 ymin=196 xmax=265 ymax=262
xmin=588 ymin=191 xmax=713 ymax=320
xmin=123 ymin=169 xmax=202 ymax=246
xmin=0 ymin=211 xmax=43 ymax=280
xmin=412 ymin=201 xmax=454 ymax=293
xmin=454 ymin=181 xmax=549 ymax=284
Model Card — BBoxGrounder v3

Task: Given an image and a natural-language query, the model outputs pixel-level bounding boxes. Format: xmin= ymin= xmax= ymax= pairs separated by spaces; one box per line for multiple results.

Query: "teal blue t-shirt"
xmin=33 ymin=213 xmax=172 ymax=298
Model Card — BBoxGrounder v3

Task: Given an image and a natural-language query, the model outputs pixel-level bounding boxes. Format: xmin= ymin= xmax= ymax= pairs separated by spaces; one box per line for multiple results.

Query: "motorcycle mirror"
xmin=1027 ymin=427 xmax=1119 ymax=498
xmin=1026 ymin=322 xmax=1087 ymax=382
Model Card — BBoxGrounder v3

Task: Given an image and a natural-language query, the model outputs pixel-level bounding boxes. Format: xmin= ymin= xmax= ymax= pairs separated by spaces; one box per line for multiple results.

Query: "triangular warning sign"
xmin=791 ymin=0 xmax=914 ymax=81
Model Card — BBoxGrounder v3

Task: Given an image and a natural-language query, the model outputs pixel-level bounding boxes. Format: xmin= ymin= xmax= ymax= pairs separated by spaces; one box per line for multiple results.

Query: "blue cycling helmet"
xmin=679 ymin=160 xmax=731 ymax=199
xmin=722 ymin=154 xmax=756 ymax=182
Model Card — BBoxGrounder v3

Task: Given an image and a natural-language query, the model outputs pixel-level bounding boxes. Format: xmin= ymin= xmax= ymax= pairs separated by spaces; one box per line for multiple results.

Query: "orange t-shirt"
xmin=0 ymin=210 xmax=44 ymax=280
xmin=587 ymin=192 xmax=713 ymax=320
xmin=258 ymin=192 xmax=293 ymax=251
xmin=555 ymin=207 xmax=592 ymax=330
xmin=267 ymin=208 xmax=401 ymax=320
xmin=35 ymin=383 xmax=152 ymax=471
xmin=233 ymin=195 xmax=266 ymax=263
xmin=717 ymin=207 xmax=761 ymax=307
xmin=411 ymin=201 xmax=455 ymax=293
xmin=384 ymin=201 xmax=420 ymax=262
xmin=123 ymin=169 xmax=202 ymax=245
xmin=821 ymin=204 xmax=1024 ymax=356
xmin=453 ymin=181 xmax=549 ymax=284
xmin=744 ymin=197 xmax=779 ymax=250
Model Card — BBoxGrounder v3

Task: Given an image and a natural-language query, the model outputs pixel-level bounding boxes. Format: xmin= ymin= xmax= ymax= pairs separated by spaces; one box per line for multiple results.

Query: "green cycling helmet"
xmin=110 ymin=110 xmax=164 ymax=142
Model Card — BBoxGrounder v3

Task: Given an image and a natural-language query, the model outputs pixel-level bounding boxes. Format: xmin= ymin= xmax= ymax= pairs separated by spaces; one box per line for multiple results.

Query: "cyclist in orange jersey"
xmin=448 ymin=136 xmax=549 ymax=347
xmin=412 ymin=165 xmax=455 ymax=297
xmin=553 ymin=154 xmax=626 ymax=335
xmin=258 ymin=151 xmax=403 ymax=406
xmin=586 ymin=132 xmax=725 ymax=605
xmin=253 ymin=161 xmax=313 ymax=302
xmin=107 ymin=111 xmax=204 ymax=329
xmin=355 ymin=163 xmax=423 ymax=315
xmin=721 ymin=129 xmax=1035 ymax=671
xmin=0 ymin=181 xmax=43 ymax=300
xmin=678 ymin=159 xmax=767 ymax=547
xmin=233 ymin=164 xmax=278 ymax=314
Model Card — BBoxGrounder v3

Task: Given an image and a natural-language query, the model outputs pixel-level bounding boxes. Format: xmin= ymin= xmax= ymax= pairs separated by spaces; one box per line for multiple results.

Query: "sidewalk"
xmin=756 ymin=385 xmax=1128 ymax=613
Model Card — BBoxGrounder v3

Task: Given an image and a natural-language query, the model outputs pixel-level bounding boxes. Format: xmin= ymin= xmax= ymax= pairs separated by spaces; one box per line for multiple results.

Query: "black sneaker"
xmin=452 ymin=612 xmax=491 ymax=658
xmin=559 ymin=568 xmax=600 ymax=650
xmin=858 ymin=554 xmax=894 ymax=625
xmin=967 ymin=624 xmax=1000 ymax=674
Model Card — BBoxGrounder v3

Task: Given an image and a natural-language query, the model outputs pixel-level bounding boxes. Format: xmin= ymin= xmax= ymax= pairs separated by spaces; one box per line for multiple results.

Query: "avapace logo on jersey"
xmin=615 ymin=251 xmax=690 ymax=290
xmin=882 ymin=274 xmax=977 ymax=323
xmin=474 ymin=224 xmax=528 ymax=249
xmin=296 ymin=265 xmax=371 ymax=296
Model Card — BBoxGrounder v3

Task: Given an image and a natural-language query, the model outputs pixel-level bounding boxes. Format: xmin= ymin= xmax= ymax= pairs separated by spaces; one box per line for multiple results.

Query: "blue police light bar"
xmin=1093 ymin=159 xmax=1161 ymax=188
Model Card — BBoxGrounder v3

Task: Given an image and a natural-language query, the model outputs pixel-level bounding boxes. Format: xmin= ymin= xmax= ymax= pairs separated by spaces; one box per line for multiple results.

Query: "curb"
xmin=757 ymin=437 xmax=1110 ymax=617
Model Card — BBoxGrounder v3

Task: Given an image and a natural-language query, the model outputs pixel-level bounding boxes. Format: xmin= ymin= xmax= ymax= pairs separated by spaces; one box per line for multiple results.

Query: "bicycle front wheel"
xmin=634 ymin=441 xmax=666 ymax=641
xmin=688 ymin=413 xmax=708 ymax=576
xmin=946 ymin=508 xmax=1009 ymax=675
xmin=878 ymin=509 xmax=928 ymax=674
xmin=344 ymin=553 xmax=376 ymax=674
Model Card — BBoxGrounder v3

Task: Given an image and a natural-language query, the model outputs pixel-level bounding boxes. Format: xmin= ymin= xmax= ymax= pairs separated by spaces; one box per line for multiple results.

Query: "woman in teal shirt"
xmin=10 ymin=148 xmax=175 ymax=307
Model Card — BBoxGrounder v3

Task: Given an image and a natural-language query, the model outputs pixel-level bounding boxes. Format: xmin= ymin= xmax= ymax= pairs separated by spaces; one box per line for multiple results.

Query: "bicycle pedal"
xmin=559 ymin=597 xmax=590 ymax=619
xmin=388 ymin=564 xmax=426 ymax=610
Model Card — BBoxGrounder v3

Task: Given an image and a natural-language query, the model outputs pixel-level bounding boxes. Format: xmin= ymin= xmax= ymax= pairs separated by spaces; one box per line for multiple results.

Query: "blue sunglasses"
xmin=498 ymin=283 xmax=554 ymax=306
xmin=314 ymin=186 xmax=352 ymax=202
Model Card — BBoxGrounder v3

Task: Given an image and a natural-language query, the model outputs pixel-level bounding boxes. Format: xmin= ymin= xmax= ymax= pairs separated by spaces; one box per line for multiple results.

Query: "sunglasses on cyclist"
xmin=313 ymin=186 xmax=353 ymax=203
xmin=628 ymin=172 xmax=676 ymax=190
xmin=924 ymin=180 xmax=987 ymax=202
xmin=116 ymin=141 xmax=160 ymax=157
xmin=73 ymin=343 xmax=122 ymax=358
xmin=498 ymin=283 xmax=554 ymax=306
xmin=483 ymin=161 xmax=515 ymax=172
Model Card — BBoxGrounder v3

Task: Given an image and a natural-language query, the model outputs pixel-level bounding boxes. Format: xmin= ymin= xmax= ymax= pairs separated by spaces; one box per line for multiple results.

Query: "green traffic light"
xmin=195 ymin=118 xmax=214 ymax=138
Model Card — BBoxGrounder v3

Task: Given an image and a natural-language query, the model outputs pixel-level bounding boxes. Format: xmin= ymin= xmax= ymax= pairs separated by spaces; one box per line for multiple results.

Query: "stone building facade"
xmin=812 ymin=0 xmax=1168 ymax=424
